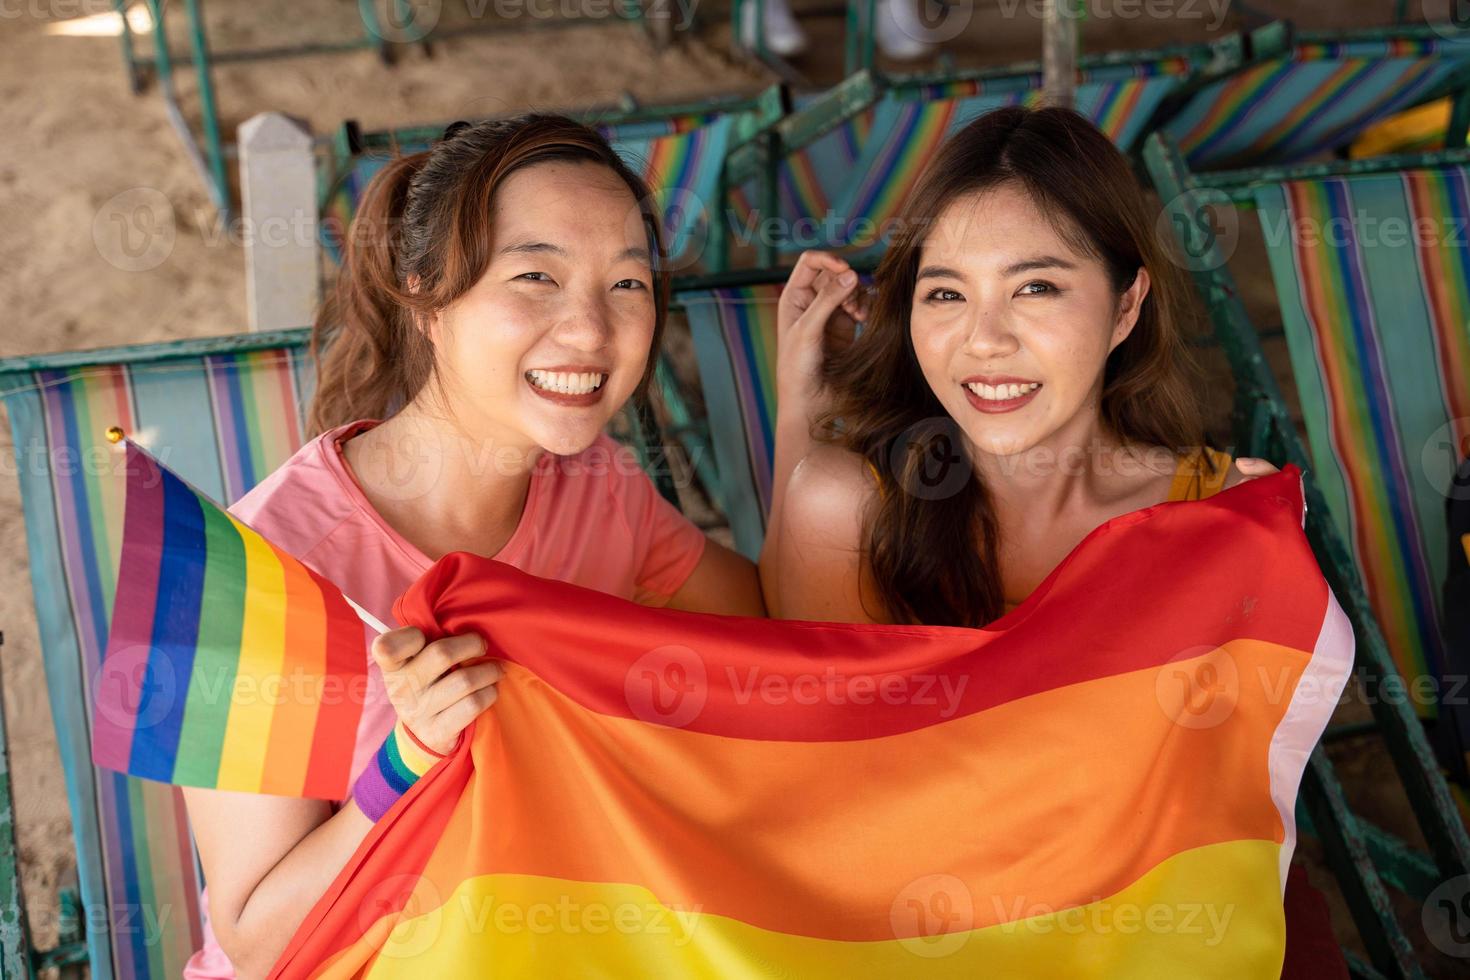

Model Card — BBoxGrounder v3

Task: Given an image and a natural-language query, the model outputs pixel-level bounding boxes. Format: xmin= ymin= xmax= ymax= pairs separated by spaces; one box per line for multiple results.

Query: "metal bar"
xmin=144 ymin=0 xmax=172 ymax=88
xmin=158 ymin=84 xmax=222 ymax=216
xmin=182 ymin=0 xmax=231 ymax=221
xmin=631 ymin=391 xmax=680 ymax=507
xmin=1042 ymin=0 xmax=1079 ymax=110
xmin=727 ymin=70 xmax=880 ymax=190
xmin=349 ymin=90 xmax=770 ymax=154
xmin=0 ymin=633 xmax=36 ymax=979
xmin=1447 ymin=84 xmax=1470 ymax=149
xmin=125 ymin=38 xmax=388 ymax=68
xmin=1192 ymin=149 xmax=1470 ymax=202
xmin=114 ymin=0 xmax=144 ymax=94
xmin=1299 ymin=750 xmax=1423 ymax=978
xmin=140 ymin=0 xmax=224 ymax=219
xmin=844 ymin=0 xmax=872 ymax=78
xmin=1345 ymin=950 xmax=1390 ymax=980
xmin=755 ymin=130 xmax=780 ymax=267
xmin=861 ymin=0 xmax=875 ymax=78
xmin=1298 ymin=795 xmax=1442 ymax=901
xmin=1293 ymin=23 xmax=1470 ymax=46
xmin=755 ymin=0 xmax=766 ymax=60
xmin=887 ymin=30 xmax=1245 ymax=94
xmin=653 ymin=357 xmax=721 ymax=507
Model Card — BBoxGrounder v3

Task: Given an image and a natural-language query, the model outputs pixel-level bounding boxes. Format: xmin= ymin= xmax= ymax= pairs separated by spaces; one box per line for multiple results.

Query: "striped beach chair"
xmin=1252 ymin=165 xmax=1470 ymax=715
xmin=679 ymin=267 xmax=882 ymax=558
xmin=681 ymin=281 xmax=784 ymax=558
xmin=0 ymin=337 xmax=315 ymax=978
xmin=318 ymin=91 xmax=787 ymax=272
xmin=726 ymin=93 xmax=876 ymax=259
xmin=1146 ymin=131 xmax=1470 ymax=978
xmin=1160 ymin=24 xmax=1470 ymax=169
xmin=822 ymin=64 xmax=1190 ymax=260
xmin=0 ymin=329 xmax=677 ymax=977
xmin=721 ymin=39 xmax=1233 ymax=265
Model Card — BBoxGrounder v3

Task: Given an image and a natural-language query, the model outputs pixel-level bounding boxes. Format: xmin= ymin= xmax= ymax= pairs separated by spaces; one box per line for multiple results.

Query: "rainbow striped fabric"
xmin=269 ymin=465 xmax=1350 ymax=978
xmin=727 ymin=100 xmax=877 ymax=239
xmin=613 ymin=115 xmax=735 ymax=263
xmin=0 ymin=344 xmax=314 ymax=979
xmin=1253 ymin=166 xmax=1470 ymax=739
xmin=684 ymin=284 xmax=782 ymax=558
xmin=813 ymin=69 xmax=1187 ymax=260
xmin=1163 ymin=36 xmax=1470 ymax=168
xmin=92 ymin=438 xmax=367 ymax=798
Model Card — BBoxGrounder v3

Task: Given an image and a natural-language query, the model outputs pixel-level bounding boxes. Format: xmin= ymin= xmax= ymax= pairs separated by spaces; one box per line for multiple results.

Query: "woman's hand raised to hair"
xmin=370 ymin=627 xmax=504 ymax=755
xmin=776 ymin=250 xmax=870 ymax=421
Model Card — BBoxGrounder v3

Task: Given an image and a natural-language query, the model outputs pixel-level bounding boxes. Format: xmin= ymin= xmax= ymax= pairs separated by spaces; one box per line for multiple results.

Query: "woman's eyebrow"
xmin=1001 ymin=255 xmax=1077 ymax=276
xmin=916 ymin=264 xmax=965 ymax=281
xmin=500 ymin=240 xmax=567 ymax=257
xmin=498 ymin=242 xmax=650 ymax=264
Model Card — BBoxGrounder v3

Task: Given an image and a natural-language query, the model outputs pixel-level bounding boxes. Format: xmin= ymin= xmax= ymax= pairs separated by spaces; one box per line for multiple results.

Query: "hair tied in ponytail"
xmin=441 ymin=120 xmax=472 ymax=143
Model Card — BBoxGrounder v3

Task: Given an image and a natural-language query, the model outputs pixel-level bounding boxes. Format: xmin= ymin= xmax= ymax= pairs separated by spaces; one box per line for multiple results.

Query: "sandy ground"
xmin=0 ymin=0 xmax=1460 ymax=973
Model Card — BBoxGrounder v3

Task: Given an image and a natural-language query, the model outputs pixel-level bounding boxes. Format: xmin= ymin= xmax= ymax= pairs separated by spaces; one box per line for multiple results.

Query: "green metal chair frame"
xmin=113 ymin=0 xmax=689 ymax=223
xmin=1147 ymin=21 xmax=1470 ymax=172
xmin=1145 ymin=131 xmax=1470 ymax=980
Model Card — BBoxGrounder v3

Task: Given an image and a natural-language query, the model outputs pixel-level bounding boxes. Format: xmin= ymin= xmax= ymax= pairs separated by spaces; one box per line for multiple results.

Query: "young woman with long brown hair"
xmin=762 ymin=104 xmax=1344 ymax=977
xmin=182 ymin=113 xmax=762 ymax=979
xmin=764 ymin=104 xmax=1277 ymax=624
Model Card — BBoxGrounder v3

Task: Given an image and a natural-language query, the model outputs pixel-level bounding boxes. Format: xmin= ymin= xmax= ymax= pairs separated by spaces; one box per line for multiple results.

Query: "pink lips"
xmin=525 ymin=367 xmax=608 ymax=408
xmin=961 ymin=379 xmax=1041 ymax=415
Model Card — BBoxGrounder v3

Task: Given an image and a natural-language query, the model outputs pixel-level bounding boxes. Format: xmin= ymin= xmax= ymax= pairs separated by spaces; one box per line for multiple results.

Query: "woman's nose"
xmin=553 ymin=295 xmax=614 ymax=349
xmin=962 ymin=307 xmax=1020 ymax=357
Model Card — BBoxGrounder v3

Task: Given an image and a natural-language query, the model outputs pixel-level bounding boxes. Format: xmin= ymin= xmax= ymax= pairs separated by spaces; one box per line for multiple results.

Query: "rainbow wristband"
xmin=351 ymin=721 xmax=453 ymax=822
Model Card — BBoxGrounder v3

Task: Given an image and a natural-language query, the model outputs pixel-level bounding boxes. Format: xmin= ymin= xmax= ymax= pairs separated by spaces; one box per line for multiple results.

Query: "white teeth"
xmin=527 ymin=369 xmax=606 ymax=395
xmin=965 ymin=381 xmax=1039 ymax=401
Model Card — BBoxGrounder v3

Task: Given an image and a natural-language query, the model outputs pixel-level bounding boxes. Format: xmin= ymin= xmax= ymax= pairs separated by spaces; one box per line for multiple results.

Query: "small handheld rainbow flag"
xmin=92 ymin=432 xmax=375 ymax=799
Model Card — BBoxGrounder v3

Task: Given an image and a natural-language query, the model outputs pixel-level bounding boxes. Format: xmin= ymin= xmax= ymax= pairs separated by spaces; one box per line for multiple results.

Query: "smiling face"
xmin=907 ymin=181 xmax=1149 ymax=462
xmin=420 ymin=158 xmax=657 ymax=456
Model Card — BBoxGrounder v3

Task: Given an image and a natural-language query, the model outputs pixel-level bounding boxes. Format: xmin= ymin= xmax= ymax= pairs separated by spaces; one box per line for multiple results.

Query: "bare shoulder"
xmin=774 ymin=443 xmax=887 ymax=622
xmin=783 ymin=443 xmax=880 ymax=550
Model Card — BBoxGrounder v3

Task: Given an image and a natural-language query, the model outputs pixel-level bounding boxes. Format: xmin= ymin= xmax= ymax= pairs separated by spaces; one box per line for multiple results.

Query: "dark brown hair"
xmin=308 ymin=113 xmax=670 ymax=436
xmin=818 ymin=104 xmax=1214 ymax=627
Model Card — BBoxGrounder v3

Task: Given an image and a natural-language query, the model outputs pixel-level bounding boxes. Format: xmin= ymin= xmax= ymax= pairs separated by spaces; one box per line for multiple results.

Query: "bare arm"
xmin=665 ymin=537 xmax=766 ymax=616
xmin=769 ymin=444 xmax=888 ymax=624
xmin=760 ymin=251 xmax=866 ymax=616
xmin=184 ymin=790 xmax=370 ymax=980
xmin=184 ymin=628 xmax=502 ymax=978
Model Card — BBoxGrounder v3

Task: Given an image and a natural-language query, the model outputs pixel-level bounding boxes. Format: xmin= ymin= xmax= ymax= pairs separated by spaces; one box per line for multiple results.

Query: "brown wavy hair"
xmin=308 ymin=113 xmax=671 ymax=436
xmin=818 ymin=104 xmax=1216 ymax=627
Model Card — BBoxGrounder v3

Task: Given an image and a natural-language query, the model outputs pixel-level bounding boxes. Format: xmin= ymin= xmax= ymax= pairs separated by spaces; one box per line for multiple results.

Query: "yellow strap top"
xmin=863 ymin=446 xmax=1234 ymax=503
xmin=1165 ymin=446 xmax=1234 ymax=502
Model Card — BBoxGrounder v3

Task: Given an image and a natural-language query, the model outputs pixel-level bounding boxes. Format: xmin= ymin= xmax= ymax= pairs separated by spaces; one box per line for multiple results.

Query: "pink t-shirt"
xmin=184 ymin=418 xmax=707 ymax=978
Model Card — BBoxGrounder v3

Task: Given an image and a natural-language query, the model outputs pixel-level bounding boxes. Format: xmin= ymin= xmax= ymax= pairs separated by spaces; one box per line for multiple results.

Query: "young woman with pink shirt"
xmin=182 ymin=113 xmax=763 ymax=979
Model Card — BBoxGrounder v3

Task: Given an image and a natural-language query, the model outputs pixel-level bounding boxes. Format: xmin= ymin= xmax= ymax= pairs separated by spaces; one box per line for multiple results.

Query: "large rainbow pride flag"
xmin=261 ymin=465 xmax=1351 ymax=978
